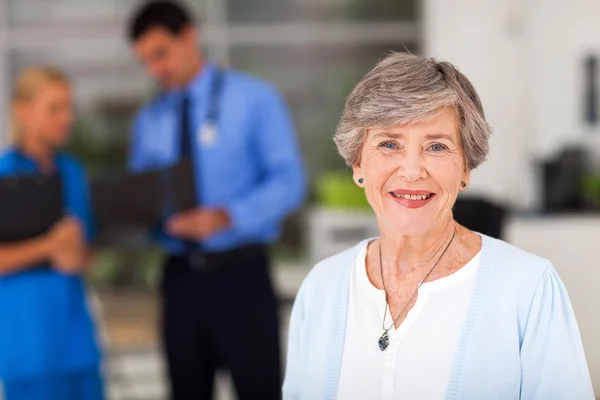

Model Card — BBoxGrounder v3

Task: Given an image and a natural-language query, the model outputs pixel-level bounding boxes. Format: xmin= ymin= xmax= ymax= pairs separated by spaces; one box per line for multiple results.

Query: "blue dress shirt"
xmin=0 ymin=148 xmax=101 ymax=381
xmin=129 ymin=62 xmax=306 ymax=253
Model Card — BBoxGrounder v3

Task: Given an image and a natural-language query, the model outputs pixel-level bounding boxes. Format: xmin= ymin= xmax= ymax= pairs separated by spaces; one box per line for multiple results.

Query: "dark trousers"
xmin=161 ymin=247 xmax=282 ymax=400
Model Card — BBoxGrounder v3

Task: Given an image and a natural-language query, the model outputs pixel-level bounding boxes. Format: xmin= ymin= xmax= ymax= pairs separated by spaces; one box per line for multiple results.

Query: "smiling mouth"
xmin=391 ymin=193 xmax=434 ymax=200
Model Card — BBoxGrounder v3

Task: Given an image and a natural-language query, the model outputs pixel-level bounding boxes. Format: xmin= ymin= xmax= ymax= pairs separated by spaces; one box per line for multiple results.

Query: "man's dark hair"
xmin=128 ymin=1 xmax=195 ymax=42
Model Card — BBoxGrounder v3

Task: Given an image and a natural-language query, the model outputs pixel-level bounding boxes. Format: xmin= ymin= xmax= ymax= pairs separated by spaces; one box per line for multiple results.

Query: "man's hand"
xmin=166 ymin=208 xmax=231 ymax=240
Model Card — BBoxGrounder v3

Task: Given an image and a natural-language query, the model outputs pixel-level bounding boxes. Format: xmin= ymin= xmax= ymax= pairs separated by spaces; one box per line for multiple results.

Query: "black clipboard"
xmin=0 ymin=173 xmax=63 ymax=243
xmin=92 ymin=159 xmax=196 ymax=231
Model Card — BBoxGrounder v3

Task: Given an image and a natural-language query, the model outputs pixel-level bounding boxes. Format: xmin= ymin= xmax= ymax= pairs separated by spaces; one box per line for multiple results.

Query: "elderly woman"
xmin=283 ymin=52 xmax=594 ymax=400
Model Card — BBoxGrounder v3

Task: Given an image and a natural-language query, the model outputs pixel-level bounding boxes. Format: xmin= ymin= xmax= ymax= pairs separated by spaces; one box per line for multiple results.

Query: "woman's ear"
xmin=352 ymin=164 xmax=363 ymax=187
xmin=460 ymin=169 xmax=471 ymax=191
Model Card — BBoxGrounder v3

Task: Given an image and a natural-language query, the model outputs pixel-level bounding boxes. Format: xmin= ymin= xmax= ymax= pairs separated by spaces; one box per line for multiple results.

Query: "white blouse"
xmin=336 ymin=241 xmax=481 ymax=400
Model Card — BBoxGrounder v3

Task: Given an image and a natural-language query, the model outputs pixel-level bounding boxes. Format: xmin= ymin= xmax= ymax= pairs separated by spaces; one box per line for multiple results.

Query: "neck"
xmin=180 ymin=55 xmax=204 ymax=89
xmin=380 ymin=218 xmax=457 ymax=275
xmin=19 ymin=134 xmax=55 ymax=171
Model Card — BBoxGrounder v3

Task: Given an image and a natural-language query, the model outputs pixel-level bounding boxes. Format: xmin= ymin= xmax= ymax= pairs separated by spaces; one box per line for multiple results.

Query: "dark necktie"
xmin=179 ymin=93 xmax=198 ymax=202
xmin=180 ymin=94 xmax=193 ymax=158
xmin=179 ymin=93 xmax=200 ymax=252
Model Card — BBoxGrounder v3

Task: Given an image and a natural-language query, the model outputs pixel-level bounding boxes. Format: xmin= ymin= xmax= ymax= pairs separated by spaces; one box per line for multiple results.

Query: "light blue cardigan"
xmin=283 ymin=234 xmax=595 ymax=399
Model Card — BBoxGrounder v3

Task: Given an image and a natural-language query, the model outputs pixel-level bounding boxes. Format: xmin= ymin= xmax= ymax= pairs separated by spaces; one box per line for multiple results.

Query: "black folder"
xmin=92 ymin=159 xmax=196 ymax=231
xmin=0 ymin=173 xmax=63 ymax=243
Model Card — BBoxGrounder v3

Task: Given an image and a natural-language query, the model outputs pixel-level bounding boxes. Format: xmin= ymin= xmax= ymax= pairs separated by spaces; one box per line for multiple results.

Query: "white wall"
xmin=423 ymin=0 xmax=530 ymax=208
xmin=424 ymin=0 xmax=600 ymax=208
xmin=528 ymin=0 xmax=600 ymax=159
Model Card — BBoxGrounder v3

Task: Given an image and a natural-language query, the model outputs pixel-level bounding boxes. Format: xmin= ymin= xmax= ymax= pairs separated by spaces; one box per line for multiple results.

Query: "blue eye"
xmin=380 ymin=141 xmax=397 ymax=149
xmin=429 ymin=143 xmax=446 ymax=152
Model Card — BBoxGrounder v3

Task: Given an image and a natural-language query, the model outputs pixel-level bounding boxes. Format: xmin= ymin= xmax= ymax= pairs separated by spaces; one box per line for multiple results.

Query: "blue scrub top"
xmin=0 ymin=148 xmax=101 ymax=381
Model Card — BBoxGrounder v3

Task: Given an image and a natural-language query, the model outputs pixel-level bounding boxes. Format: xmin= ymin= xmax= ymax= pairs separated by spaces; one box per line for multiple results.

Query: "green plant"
xmin=579 ymin=174 xmax=600 ymax=204
xmin=316 ymin=170 xmax=370 ymax=209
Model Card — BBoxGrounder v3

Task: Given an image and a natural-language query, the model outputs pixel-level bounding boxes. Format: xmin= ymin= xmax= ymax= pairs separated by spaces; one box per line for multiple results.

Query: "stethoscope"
xmin=197 ymin=67 xmax=224 ymax=147
xmin=159 ymin=67 xmax=226 ymax=222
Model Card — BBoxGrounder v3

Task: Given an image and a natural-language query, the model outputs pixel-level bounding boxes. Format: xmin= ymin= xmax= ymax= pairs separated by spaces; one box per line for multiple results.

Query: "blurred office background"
xmin=0 ymin=0 xmax=599 ymax=399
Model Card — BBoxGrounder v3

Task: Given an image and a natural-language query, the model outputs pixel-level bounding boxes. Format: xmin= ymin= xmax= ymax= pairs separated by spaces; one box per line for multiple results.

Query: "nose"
xmin=397 ymin=150 xmax=426 ymax=182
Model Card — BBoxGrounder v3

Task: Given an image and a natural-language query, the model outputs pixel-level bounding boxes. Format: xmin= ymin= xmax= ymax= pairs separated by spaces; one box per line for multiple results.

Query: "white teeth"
xmin=393 ymin=193 xmax=431 ymax=200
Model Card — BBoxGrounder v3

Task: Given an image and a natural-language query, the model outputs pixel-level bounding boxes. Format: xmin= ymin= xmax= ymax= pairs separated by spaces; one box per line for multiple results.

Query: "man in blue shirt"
xmin=127 ymin=2 xmax=306 ymax=399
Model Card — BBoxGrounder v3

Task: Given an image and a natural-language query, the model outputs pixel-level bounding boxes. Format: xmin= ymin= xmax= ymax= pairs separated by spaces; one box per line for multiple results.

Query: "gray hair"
xmin=334 ymin=52 xmax=490 ymax=170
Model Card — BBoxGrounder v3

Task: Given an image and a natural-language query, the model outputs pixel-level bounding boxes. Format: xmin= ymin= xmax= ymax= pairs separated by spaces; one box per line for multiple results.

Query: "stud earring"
xmin=461 ymin=181 xmax=467 ymax=188
xmin=358 ymin=178 xmax=364 ymax=184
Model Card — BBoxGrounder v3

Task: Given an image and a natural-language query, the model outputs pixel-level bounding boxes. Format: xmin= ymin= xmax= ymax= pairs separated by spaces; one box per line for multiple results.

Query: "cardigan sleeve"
xmin=520 ymin=267 xmax=595 ymax=399
xmin=282 ymin=283 xmax=307 ymax=400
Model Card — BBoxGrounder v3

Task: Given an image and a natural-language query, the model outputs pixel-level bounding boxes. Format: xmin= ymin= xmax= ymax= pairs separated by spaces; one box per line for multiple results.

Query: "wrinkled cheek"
xmin=365 ymin=186 xmax=384 ymax=213
xmin=439 ymin=193 xmax=454 ymax=210
xmin=363 ymin=155 xmax=396 ymax=211
xmin=437 ymin=190 xmax=460 ymax=220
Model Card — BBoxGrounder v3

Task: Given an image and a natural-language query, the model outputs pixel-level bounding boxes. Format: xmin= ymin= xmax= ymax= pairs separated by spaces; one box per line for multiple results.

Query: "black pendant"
xmin=378 ymin=331 xmax=389 ymax=351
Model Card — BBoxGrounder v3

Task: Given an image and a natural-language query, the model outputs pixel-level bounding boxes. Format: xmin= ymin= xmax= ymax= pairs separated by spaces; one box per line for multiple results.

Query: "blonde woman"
xmin=0 ymin=67 xmax=103 ymax=399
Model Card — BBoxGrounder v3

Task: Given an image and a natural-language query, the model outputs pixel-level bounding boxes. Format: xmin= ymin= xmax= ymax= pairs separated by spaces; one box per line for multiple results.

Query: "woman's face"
xmin=353 ymin=108 xmax=470 ymax=237
xmin=17 ymin=82 xmax=74 ymax=148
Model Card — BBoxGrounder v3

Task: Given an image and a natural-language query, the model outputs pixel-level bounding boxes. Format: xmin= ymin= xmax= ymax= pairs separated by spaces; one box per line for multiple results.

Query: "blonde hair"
xmin=334 ymin=52 xmax=491 ymax=171
xmin=9 ymin=66 xmax=70 ymax=143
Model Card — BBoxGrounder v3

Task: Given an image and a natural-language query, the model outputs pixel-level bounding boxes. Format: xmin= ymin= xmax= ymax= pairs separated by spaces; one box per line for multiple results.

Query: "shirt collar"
xmin=7 ymin=145 xmax=62 ymax=174
xmin=167 ymin=61 xmax=216 ymax=103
